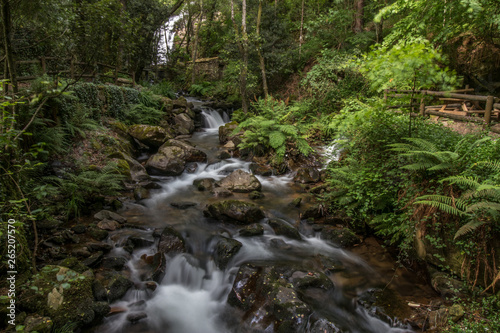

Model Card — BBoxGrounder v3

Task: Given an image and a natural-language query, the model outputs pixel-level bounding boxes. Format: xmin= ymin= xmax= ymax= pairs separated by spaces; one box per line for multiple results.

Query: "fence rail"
xmin=0 ymin=56 xmax=150 ymax=88
xmin=384 ymin=89 xmax=500 ymax=131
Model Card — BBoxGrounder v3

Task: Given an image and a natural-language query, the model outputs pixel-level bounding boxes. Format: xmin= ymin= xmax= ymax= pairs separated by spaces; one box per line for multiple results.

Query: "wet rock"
xmin=107 ymin=275 xmax=134 ymax=302
xmin=301 ymin=204 xmax=325 ymax=220
xmin=127 ymin=236 xmax=155 ymax=248
xmin=174 ymin=113 xmax=195 ymax=135
xmin=292 ymin=271 xmax=334 ymax=291
xmin=228 ymin=263 xmax=312 ymax=333
xmin=193 ymin=178 xmax=215 ymax=191
xmin=97 ymin=219 xmax=121 ymax=231
xmin=133 ymin=187 xmax=151 ymax=201
xmin=219 ymin=121 xmax=239 ymax=144
xmin=268 ymin=219 xmax=302 ymax=240
xmin=216 ymin=169 xmax=262 ymax=193
xmin=204 ymin=200 xmax=265 ymax=225
xmin=82 ymin=251 xmax=103 ymax=268
xmin=86 ymin=242 xmax=113 ymax=253
xmin=137 ymin=252 xmax=166 ymax=282
xmin=224 ymin=141 xmax=235 ymax=149
xmin=158 ymin=226 xmax=186 ymax=255
xmin=101 ymin=256 xmax=128 ymax=270
xmin=23 ymin=315 xmax=53 ymax=333
xmin=217 ymin=150 xmax=232 ymax=159
xmin=58 ymin=257 xmax=88 ymax=273
xmin=320 ymin=226 xmax=360 ymax=247
xmin=270 ymin=238 xmax=292 ymax=251
xmin=88 ymin=228 xmax=109 ymax=241
xmin=146 ymin=146 xmax=186 ymax=176
xmin=141 ymin=181 xmax=162 ymax=190
xmin=127 ymin=312 xmax=148 ymax=323
xmin=93 ymin=301 xmax=111 ymax=320
xmin=250 ymin=163 xmax=273 ymax=176
xmin=145 ymin=282 xmax=157 ymax=291
xmin=128 ymin=124 xmax=171 ymax=148
xmin=92 ymin=280 xmax=108 ymax=301
xmin=161 ymin=139 xmax=207 ymax=163
xmin=211 ymin=188 xmax=233 ymax=197
xmin=249 ymin=191 xmax=264 ymax=200
xmin=294 ymin=168 xmax=321 ymax=184
xmin=173 ymin=97 xmax=188 ymax=109
xmin=72 ymin=247 xmax=91 ymax=258
xmin=289 ymin=197 xmax=302 ymax=207
xmin=170 ymin=201 xmax=197 ymax=209
xmin=315 ymin=255 xmax=345 ymax=274
xmin=214 ymin=237 xmax=243 ymax=270
xmin=94 ymin=210 xmax=127 ymax=224
xmin=239 ymin=224 xmax=264 ymax=237
xmin=71 ymin=225 xmax=87 ymax=234
xmin=20 ymin=265 xmax=96 ymax=328
xmin=185 ymin=162 xmax=198 ymax=173
xmin=129 ymin=300 xmax=147 ymax=310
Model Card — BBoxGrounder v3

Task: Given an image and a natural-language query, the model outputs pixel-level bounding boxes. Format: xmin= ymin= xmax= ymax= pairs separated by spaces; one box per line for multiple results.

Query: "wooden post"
xmin=41 ymin=56 xmax=46 ymax=74
xmin=485 ymin=96 xmax=494 ymax=125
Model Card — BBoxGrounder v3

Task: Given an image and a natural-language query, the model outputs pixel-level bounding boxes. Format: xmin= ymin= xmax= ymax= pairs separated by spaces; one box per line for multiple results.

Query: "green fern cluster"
xmin=236 ymin=115 xmax=313 ymax=164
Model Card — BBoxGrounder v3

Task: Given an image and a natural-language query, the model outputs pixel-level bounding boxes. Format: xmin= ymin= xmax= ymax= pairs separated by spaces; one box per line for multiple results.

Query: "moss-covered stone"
xmin=268 ymin=219 xmax=302 ymax=240
xmin=213 ymin=237 xmax=243 ymax=270
xmin=204 ymin=200 xmax=266 ymax=225
xmin=320 ymin=226 xmax=360 ymax=247
xmin=19 ymin=266 xmax=96 ymax=328
xmin=128 ymin=124 xmax=171 ymax=148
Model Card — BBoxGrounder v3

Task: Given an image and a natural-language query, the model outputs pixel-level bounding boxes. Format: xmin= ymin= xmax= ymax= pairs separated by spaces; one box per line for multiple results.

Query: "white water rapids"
xmin=94 ymin=102 xmax=413 ymax=333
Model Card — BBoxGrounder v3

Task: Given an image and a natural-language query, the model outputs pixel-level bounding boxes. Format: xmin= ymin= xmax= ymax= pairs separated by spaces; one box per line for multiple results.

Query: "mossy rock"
xmin=268 ymin=219 xmax=302 ymax=240
xmin=213 ymin=237 xmax=243 ymax=270
xmin=128 ymin=124 xmax=171 ymax=148
xmin=320 ymin=226 xmax=359 ymax=247
xmin=204 ymin=200 xmax=266 ymax=225
xmin=19 ymin=266 xmax=96 ymax=328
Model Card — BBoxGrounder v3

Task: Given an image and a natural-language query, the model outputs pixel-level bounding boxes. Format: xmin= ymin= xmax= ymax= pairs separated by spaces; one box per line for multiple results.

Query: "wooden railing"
xmin=1 ymin=56 xmax=145 ymax=86
xmin=384 ymin=89 xmax=500 ymax=127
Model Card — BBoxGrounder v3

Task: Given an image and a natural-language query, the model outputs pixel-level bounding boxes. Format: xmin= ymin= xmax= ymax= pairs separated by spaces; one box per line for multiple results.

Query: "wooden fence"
xmin=0 ymin=56 xmax=151 ymax=87
xmin=384 ymin=89 xmax=500 ymax=129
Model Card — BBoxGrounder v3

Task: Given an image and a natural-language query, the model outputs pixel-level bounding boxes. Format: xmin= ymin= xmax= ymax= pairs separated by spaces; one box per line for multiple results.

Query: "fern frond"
xmin=454 ymin=220 xmax=487 ymax=239
xmin=415 ymin=194 xmax=468 ymax=214
xmin=269 ymin=131 xmax=286 ymax=149
xmin=441 ymin=175 xmax=480 ymax=188
xmin=466 ymin=201 xmax=500 ymax=212
xmin=457 ymin=137 xmax=491 ymax=161
xmin=476 ymin=160 xmax=500 ymax=172
xmin=404 ymin=137 xmax=439 ymax=153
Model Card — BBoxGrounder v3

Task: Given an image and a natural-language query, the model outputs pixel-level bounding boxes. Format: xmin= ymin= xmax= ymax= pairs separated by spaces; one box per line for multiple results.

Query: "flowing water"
xmin=94 ymin=101 xmax=417 ymax=333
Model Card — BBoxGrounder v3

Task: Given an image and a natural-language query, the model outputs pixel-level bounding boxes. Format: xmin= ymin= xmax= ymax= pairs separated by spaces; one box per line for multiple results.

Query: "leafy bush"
xmin=122 ymin=104 xmax=164 ymax=125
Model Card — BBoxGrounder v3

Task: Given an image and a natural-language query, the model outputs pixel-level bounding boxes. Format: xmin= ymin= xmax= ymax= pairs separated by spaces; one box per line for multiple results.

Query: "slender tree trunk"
xmin=191 ymin=1 xmax=203 ymax=84
xmin=256 ymin=0 xmax=268 ymax=98
xmin=354 ymin=0 xmax=365 ymax=33
xmin=230 ymin=0 xmax=248 ymax=113
xmin=1 ymin=0 xmax=17 ymax=96
xmin=299 ymin=0 xmax=304 ymax=56
xmin=241 ymin=0 xmax=249 ymax=113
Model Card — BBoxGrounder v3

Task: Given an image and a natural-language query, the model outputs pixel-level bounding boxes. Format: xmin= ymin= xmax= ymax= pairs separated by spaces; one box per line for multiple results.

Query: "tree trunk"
xmin=256 ymin=0 xmax=268 ymax=98
xmin=191 ymin=1 xmax=203 ymax=85
xmin=299 ymin=0 xmax=304 ymax=56
xmin=354 ymin=0 xmax=365 ymax=33
xmin=241 ymin=0 xmax=249 ymax=113
xmin=1 ymin=0 xmax=17 ymax=96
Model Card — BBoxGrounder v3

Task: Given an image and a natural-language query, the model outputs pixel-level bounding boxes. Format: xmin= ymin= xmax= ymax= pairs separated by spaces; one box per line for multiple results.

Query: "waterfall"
xmin=201 ymin=109 xmax=226 ymax=129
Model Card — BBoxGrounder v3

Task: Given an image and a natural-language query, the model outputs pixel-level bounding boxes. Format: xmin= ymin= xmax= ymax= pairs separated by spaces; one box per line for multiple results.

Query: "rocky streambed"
xmin=17 ymin=98 xmax=454 ymax=333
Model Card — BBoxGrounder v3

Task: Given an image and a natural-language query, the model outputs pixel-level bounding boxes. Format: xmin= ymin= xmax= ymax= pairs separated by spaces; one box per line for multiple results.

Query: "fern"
xmin=454 ymin=221 xmax=487 ymax=239
xmin=415 ymin=194 xmax=468 ymax=215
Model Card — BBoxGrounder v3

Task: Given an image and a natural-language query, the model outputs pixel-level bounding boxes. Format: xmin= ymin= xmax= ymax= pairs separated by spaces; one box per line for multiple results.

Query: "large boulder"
xmin=219 ymin=121 xmax=239 ymax=144
xmin=158 ymin=226 xmax=186 ymax=255
xmin=204 ymin=200 xmax=265 ymax=225
xmin=128 ymin=124 xmax=172 ymax=148
xmin=146 ymin=140 xmax=207 ymax=176
xmin=320 ymin=226 xmax=360 ymax=248
xmin=160 ymin=140 xmax=207 ymax=163
xmin=146 ymin=146 xmax=186 ymax=176
xmin=268 ymin=219 xmax=302 ymax=240
xmin=216 ymin=169 xmax=262 ymax=193
xmin=19 ymin=266 xmax=97 ymax=328
xmin=174 ymin=113 xmax=195 ymax=135
xmin=213 ymin=237 xmax=243 ymax=270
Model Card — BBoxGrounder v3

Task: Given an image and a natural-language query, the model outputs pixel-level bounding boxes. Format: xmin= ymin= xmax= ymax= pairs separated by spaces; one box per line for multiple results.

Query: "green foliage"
xmin=122 ymin=104 xmax=165 ymax=125
xmin=146 ymin=81 xmax=176 ymax=99
xmin=361 ymin=38 xmax=459 ymax=92
xmin=189 ymin=81 xmax=214 ymax=97
xmin=443 ymin=293 xmax=500 ymax=332
xmin=235 ymin=98 xmax=313 ymax=164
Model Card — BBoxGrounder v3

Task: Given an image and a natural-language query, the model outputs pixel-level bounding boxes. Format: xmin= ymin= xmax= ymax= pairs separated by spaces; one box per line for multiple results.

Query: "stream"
xmin=93 ymin=99 xmax=422 ymax=333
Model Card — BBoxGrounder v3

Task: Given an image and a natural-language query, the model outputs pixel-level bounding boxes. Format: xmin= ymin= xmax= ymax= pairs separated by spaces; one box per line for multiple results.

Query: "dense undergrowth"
xmin=0 ymin=78 xmax=175 ymax=272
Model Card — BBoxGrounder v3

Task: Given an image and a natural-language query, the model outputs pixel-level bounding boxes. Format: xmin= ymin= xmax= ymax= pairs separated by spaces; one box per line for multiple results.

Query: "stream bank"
xmin=15 ymin=98 xmax=452 ymax=333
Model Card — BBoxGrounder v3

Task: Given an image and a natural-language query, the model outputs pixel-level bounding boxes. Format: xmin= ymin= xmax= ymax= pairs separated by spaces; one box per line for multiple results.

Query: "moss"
xmin=19 ymin=266 xmax=96 ymax=328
